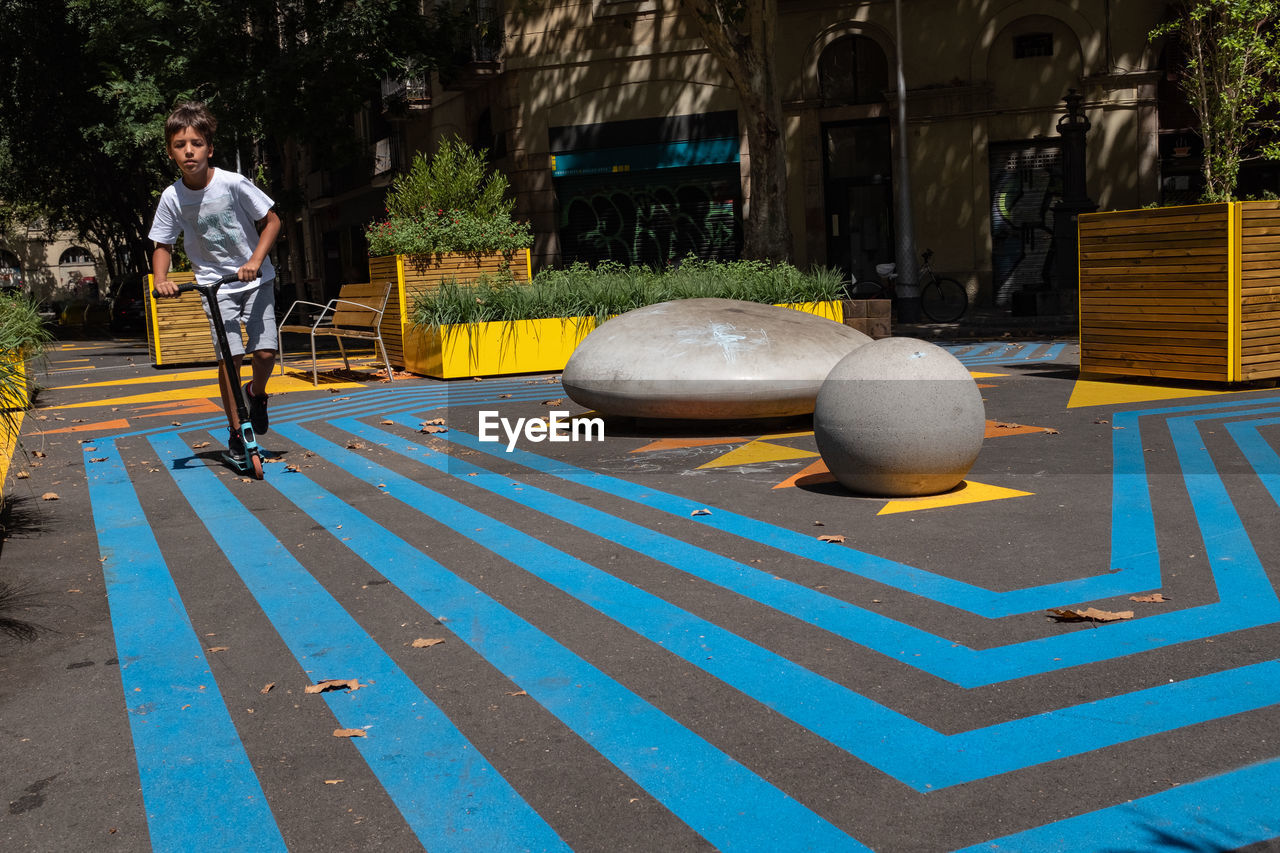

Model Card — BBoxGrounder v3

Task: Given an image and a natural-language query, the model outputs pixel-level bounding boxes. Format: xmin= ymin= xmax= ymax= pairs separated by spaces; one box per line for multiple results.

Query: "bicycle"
xmin=847 ymin=249 xmax=968 ymax=323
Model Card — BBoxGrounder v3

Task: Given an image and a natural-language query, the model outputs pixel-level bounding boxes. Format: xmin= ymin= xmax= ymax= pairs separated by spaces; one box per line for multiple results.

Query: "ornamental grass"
xmin=410 ymin=258 xmax=844 ymax=333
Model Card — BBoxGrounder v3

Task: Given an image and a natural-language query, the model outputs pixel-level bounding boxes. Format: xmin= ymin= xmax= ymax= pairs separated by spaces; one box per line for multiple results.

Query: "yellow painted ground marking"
xmin=52 ymin=357 xmax=381 ymax=390
xmin=50 ymin=358 xmax=91 ymax=363
xmin=970 ymin=372 xmax=1008 ymax=379
xmin=630 ymin=436 xmax=750 ymax=454
xmin=50 ymin=366 xmax=96 ymax=372
xmin=51 ymin=374 xmax=363 ymax=410
xmin=697 ymin=440 xmax=819 ymax=469
xmin=877 ymin=481 xmax=1034 ymax=515
xmin=52 ymin=367 xmax=222 ymax=389
xmin=1067 ymin=375 xmax=1232 ymax=409
xmin=757 ymin=430 xmax=816 ymax=441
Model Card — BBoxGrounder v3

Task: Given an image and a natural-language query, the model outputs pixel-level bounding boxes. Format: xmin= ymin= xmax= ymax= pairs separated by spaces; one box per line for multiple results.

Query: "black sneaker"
xmin=244 ymin=381 xmax=269 ymax=434
xmin=223 ymin=430 xmax=246 ymax=467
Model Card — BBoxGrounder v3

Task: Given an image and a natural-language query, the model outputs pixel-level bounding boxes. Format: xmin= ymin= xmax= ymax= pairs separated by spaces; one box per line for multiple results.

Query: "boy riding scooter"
xmin=149 ymin=101 xmax=281 ymax=472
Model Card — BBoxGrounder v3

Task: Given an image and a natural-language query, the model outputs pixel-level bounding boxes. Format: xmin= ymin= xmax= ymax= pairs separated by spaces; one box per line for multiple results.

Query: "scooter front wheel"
xmin=249 ymin=449 xmax=265 ymax=480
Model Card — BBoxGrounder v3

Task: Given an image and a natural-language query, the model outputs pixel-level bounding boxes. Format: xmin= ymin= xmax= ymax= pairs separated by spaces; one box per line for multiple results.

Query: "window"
xmin=59 ymin=247 xmax=93 ymax=265
xmin=1014 ymin=33 xmax=1054 ymax=59
xmin=819 ymin=36 xmax=890 ymax=106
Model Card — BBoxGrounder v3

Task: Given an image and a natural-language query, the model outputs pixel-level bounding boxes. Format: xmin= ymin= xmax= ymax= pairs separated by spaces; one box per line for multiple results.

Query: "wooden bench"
xmin=278 ymin=281 xmax=395 ymax=385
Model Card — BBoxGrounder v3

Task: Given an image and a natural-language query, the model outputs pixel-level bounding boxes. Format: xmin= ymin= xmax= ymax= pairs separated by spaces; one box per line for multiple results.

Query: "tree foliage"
xmin=677 ymin=0 xmax=792 ymax=261
xmin=0 ymin=0 xmax=466 ymax=282
xmin=1153 ymin=0 xmax=1280 ymax=201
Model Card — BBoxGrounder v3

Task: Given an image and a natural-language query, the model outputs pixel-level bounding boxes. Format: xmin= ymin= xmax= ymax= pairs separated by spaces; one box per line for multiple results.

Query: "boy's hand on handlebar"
xmin=154 ymin=278 xmax=179 ymax=297
xmin=237 ymin=262 xmax=260 ymax=282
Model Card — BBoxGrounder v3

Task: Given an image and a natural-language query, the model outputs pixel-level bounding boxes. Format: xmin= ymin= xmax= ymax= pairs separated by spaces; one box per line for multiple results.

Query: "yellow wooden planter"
xmin=1078 ymin=201 xmax=1280 ymax=382
xmin=368 ymin=250 xmax=533 ymax=373
xmin=1 ymin=355 xmax=28 ymax=491
xmin=143 ymin=272 xmax=248 ymax=366
xmin=408 ymin=300 xmax=845 ymax=379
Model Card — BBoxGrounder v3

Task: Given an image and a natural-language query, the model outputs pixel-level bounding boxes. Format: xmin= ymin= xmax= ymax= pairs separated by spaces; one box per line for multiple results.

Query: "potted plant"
xmin=365 ymin=136 xmax=533 ymax=372
xmin=1 ymin=290 xmax=52 ymax=492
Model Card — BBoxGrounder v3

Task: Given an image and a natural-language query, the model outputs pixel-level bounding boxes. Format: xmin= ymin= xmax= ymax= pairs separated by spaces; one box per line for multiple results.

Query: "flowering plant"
xmin=366 ymin=136 xmax=532 ymax=257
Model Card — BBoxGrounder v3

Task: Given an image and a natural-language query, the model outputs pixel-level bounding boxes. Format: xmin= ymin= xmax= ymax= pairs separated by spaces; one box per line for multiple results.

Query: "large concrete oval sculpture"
xmin=563 ymin=298 xmax=871 ymax=419
xmin=814 ymin=337 xmax=985 ymax=497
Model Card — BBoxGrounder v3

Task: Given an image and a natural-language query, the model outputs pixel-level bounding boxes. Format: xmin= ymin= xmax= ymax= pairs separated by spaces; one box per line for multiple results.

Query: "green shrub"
xmin=366 ymin=135 xmax=532 ymax=257
xmin=1 ymin=290 xmax=51 ymax=442
xmin=410 ymin=258 xmax=844 ymax=332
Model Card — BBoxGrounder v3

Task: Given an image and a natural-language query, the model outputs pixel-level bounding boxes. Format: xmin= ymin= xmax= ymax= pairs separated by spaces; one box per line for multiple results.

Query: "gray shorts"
xmin=201 ymin=280 xmax=278 ymax=360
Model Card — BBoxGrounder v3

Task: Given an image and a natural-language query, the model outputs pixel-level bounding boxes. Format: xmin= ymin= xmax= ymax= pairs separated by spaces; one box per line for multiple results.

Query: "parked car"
xmin=108 ymin=274 xmax=147 ymax=334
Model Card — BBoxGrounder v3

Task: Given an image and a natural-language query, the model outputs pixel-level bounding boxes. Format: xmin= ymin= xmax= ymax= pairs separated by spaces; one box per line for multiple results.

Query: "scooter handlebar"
xmin=152 ymin=273 xmax=241 ymax=298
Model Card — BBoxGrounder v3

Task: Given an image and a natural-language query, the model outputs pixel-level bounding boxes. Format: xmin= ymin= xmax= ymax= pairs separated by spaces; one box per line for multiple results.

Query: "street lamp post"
xmin=1051 ymin=88 xmax=1096 ymax=313
xmin=891 ymin=0 xmax=921 ymax=322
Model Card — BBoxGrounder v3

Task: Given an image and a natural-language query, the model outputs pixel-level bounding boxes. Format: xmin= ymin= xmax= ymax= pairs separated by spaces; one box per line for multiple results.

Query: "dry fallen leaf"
xmin=306 ymin=678 xmax=363 ymax=694
xmin=1043 ymin=428 xmax=1061 ymax=435
xmin=32 ymin=450 xmax=47 ymax=458
xmin=420 ymin=425 xmax=448 ymax=434
xmin=346 ymin=442 xmax=364 ymax=450
xmin=41 ymin=492 xmax=59 ymax=501
xmin=260 ymin=682 xmax=276 ymax=694
xmin=380 ymin=419 xmax=395 ymax=425
xmin=285 ymin=464 xmax=299 ymax=472
xmin=333 ymin=728 xmax=366 ymax=738
xmin=89 ymin=457 xmax=108 ymax=463
xmin=1047 ymin=607 xmax=1133 ymax=623
xmin=691 ymin=508 xmax=712 ymax=516
xmin=1129 ymin=593 xmax=1170 ymax=603
xmin=207 ymin=646 xmax=229 ymax=653
xmin=542 ymin=398 xmax=563 ymax=406
xmin=423 ymin=418 xmax=445 ymax=425
xmin=16 ymin=471 xmax=29 ymax=479
xmin=324 ymin=779 xmax=343 ymax=785
xmin=412 ymin=638 xmax=446 ymax=648
xmin=818 ymin=534 xmax=846 ymax=544
xmin=191 ymin=441 xmax=211 ymax=449
xmin=506 ymin=690 xmax=528 ymax=697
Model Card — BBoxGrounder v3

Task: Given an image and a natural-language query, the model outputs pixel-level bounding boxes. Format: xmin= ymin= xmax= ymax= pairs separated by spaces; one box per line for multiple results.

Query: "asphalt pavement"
xmin=3 ymin=330 xmax=1280 ymax=852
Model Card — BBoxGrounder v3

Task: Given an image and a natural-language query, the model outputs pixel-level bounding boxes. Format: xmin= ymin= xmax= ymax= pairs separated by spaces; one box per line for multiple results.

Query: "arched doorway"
xmin=819 ymin=35 xmax=894 ymax=286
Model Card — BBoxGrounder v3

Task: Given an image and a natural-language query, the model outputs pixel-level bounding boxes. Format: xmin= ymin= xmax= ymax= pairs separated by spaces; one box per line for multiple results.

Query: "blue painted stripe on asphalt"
xmin=268 ymin=423 xmax=865 ymax=850
xmin=358 ymin=409 xmax=1249 ymax=681
xmin=955 ymin=756 xmax=1280 ymax=852
xmin=149 ymin=432 xmax=570 ymax=853
xmin=86 ymin=440 xmax=286 ymax=852
xmin=332 ymin=417 xmax=1280 ymax=790
xmin=424 ymin=405 xmax=1280 ymax=682
xmin=1227 ymin=417 xmax=1280 ymax=506
xmin=429 ymin=397 xmax=1280 ymax=619
xmin=108 ymin=380 xmax=549 ymax=440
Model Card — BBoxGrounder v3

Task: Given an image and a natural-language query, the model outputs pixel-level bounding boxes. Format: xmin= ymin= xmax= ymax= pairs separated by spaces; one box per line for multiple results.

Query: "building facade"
xmin=0 ymin=222 xmax=103 ymax=305
xmin=305 ymin=1 xmax=1238 ymax=310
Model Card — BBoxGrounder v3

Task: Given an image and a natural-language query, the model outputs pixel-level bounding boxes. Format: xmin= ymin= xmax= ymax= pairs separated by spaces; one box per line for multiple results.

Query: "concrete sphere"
xmin=813 ymin=337 xmax=985 ymax=497
xmin=563 ymin=298 xmax=870 ymax=419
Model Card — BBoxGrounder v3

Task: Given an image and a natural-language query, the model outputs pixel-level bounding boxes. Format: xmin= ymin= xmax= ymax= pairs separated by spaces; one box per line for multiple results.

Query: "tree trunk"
xmin=679 ymin=0 xmax=793 ymax=262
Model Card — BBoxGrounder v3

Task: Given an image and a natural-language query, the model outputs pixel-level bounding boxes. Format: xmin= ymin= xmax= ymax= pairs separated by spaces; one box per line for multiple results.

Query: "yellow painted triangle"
xmin=969 ymin=371 xmax=1008 ymax=379
xmin=1067 ymin=376 xmax=1231 ymax=409
xmin=877 ymin=480 xmax=1034 ymax=515
xmin=697 ymin=440 xmax=820 ymax=469
xmin=51 ymin=375 xmax=363 ymax=409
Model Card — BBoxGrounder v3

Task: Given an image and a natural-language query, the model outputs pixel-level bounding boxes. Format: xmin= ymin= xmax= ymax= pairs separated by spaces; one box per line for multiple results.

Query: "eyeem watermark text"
xmin=478 ymin=410 xmax=605 ymax=451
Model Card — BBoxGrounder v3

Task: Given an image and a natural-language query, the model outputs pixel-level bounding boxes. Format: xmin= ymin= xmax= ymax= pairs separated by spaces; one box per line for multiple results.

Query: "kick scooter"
xmin=154 ymin=273 xmax=265 ymax=479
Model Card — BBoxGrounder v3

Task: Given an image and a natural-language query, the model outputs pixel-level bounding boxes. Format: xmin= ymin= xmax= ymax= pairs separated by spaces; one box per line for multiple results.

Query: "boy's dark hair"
xmin=165 ymin=101 xmax=217 ymax=147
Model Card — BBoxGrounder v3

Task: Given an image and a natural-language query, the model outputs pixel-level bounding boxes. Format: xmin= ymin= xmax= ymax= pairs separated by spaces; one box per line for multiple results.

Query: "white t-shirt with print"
xmin=148 ymin=168 xmax=275 ymax=294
